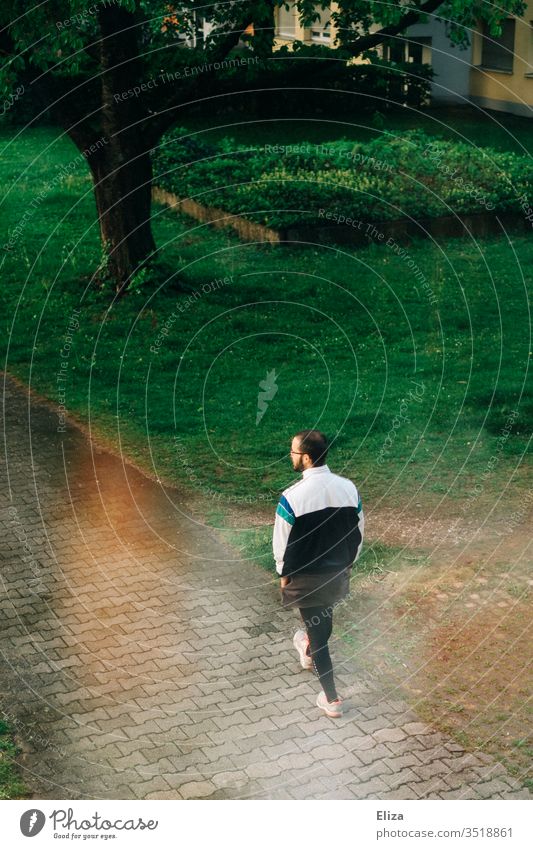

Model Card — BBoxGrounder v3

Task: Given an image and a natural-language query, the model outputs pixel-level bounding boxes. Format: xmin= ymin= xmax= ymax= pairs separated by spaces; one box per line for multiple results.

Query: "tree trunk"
xmin=88 ymin=138 xmax=156 ymax=295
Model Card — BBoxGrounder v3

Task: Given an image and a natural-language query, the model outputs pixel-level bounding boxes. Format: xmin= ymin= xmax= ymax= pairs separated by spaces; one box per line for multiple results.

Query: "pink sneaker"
xmin=316 ymin=690 xmax=343 ymax=718
xmin=293 ymin=629 xmax=313 ymax=669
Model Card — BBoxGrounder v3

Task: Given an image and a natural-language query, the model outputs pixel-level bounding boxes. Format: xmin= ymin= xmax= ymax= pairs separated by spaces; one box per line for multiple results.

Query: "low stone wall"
xmin=153 ymin=186 xmax=528 ymax=248
xmin=152 ymin=187 xmax=281 ymax=244
xmin=282 ymin=211 xmax=529 ymax=246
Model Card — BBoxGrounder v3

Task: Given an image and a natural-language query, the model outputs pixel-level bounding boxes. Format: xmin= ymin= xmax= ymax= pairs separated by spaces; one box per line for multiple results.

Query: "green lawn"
xmin=1 ymin=125 xmax=530 ymax=530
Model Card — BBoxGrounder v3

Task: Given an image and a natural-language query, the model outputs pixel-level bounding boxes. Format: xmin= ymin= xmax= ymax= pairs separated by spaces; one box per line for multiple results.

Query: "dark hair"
xmin=293 ymin=430 xmax=329 ymax=466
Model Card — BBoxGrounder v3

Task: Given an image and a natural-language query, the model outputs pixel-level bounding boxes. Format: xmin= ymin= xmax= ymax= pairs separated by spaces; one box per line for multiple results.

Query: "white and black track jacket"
xmin=273 ymin=464 xmax=364 ymax=577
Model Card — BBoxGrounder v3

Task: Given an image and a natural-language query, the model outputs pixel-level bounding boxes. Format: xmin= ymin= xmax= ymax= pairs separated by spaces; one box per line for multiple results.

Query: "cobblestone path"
xmin=1 ymin=374 xmax=529 ymax=799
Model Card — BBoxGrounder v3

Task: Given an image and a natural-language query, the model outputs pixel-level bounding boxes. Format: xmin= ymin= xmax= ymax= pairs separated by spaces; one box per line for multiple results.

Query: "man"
xmin=273 ymin=430 xmax=364 ymax=718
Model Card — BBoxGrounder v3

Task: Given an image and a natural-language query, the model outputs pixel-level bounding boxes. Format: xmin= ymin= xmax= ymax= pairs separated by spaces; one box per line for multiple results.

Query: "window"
xmin=311 ymin=7 xmax=331 ymax=42
xmin=383 ymin=35 xmax=407 ymax=62
xmin=480 ymin=18 xmax=515 ymax=72
xmin=381 ymin=37 xmax=431 ymax=65
xmin=527 ymin=21 xmax=533 ymax=76
xmin=407 ymin=37 xmax=432 ymax=65
xmin=278 ymin=4 xmax=296 ymax=38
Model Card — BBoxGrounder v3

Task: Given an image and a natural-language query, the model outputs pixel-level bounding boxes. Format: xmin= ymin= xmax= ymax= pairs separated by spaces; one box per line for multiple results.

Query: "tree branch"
xmin=343 ymin=0 xmax=445 ymax=56
xmin=143 ymin=13 xmax=255 ymax=143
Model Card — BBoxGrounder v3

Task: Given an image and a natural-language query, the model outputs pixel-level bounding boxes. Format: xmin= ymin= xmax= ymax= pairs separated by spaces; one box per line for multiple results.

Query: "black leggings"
xmin=299 ymin=605 xmax=337 ymax=702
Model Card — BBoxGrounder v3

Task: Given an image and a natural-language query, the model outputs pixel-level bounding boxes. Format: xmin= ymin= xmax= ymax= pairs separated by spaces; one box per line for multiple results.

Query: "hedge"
xmin=152 ymin=128 xmax=533 ymax=230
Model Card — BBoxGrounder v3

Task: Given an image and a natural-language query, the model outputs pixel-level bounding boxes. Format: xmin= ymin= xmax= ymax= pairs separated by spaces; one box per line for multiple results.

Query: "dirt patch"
xmin=337 ymin=537 xmax=532 ymax=786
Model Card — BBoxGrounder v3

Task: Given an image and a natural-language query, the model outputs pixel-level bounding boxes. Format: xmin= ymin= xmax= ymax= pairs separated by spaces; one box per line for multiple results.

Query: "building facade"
xmin=273 ymin=2 xmax=533 ymax=117
xmin=469 ymin=5 xmax=533 ymax=117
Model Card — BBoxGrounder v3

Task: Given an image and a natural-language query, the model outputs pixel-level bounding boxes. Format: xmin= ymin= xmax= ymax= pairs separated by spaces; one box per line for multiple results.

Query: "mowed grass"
xmin=1 ymin=124 xmax=531 ymax=526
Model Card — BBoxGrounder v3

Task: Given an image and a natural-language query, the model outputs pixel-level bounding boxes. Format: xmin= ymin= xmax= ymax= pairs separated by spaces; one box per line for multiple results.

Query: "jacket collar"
xmin=302 ymin=464 xmax=330 ymax=479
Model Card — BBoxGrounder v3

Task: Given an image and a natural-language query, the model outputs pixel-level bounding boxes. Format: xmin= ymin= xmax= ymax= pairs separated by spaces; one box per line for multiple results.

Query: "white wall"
xmin=406 ymin=17 xmax=473 ymax=104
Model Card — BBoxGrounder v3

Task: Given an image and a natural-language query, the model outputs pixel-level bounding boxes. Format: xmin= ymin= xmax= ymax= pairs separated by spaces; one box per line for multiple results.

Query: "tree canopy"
xmin=0 ymin=0 xmax=526 ymax=292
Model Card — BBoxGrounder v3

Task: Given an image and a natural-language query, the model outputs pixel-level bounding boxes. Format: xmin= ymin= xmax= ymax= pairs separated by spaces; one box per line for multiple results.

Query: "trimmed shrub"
xmin=152 ymin=128 xmax=533 ymax=230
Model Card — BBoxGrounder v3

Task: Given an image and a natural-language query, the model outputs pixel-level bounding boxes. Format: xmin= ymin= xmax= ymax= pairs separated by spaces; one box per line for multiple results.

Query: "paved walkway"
xmin=0 ymin=373 xmax=530 ymax=800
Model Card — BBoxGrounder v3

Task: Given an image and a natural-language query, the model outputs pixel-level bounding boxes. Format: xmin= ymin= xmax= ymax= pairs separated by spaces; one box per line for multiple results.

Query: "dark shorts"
xmin=280 ymin=568 xmax=350 ymax=610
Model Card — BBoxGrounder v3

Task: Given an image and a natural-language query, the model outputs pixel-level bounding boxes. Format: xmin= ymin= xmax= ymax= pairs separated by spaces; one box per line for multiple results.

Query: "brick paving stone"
xmin=445 ymin=739 xmax=468 ymax=753
xmin=380 ymin=787 xmax=420 ymax=799
xmin=288 ymin=780 xmax=337 ymax=799
xmin=343 ymin=734 xmax=377 ymax=752
xmin=211 ymin=769 xmax=250 ymax=789
xmin=471 ymin=751 xmax=494 ymax=765
xmin=373 ymin=727 xmax=408 ymax=744
xmin=173 ymin=780 xmax=216 ymax=799
xmin=402 ymin=722 xmax=433 ymax=735
xmin=437 ymin=771 xmax=477 ymax=792
xmin=503 ymin=789 xmax=532 ymax=799
xmin=245 ymin=760 xmax=284 ymax=780
xmin=270 ymin=711 xmax=316 ymax=731
xmin=203 ymin=739 xmax=242 ymax=760
xmin=382 ymin=737 xmax=429 ymax=758
xmin=307 ymin=743 xmax=351 ymax=762
xmin=221 ymin=748 xmax=266 ymax=769
xmin=357 ymin=715 xmax=394 ymax=734
xmin=260 ymin=739 xmax=301 ymax=761
xmin=298 ymin=731 xmax=334 ymax=752
xmin=442 ymin=753 xmax=482 ymax=773
xmin=277 ymin=752 xmax=315 ymax=771
xmin=473 ymin=779 xmax=523 ymax=798
xmin=318 ymin=786 xmax=358 ymax=800
xmin=1 ymin=373 xmax=531 ymax=802
xmin=382 ymin=752 xmax=423 ymax=772
xmin=131 ymin=775 xmax=173 ymax=795
xmin=354 ymin=759 xmax=394 ymax=782
xmin=324 ymin=722 xmax=365 ymax=742
xmin=438 ymin=788 xmax=470 ymax=799
xmin=381 ymin=768 xmax=422 ymax=791
xmin=259 ymin=725 xmax=308 ymax=747
xmin=410 ymin=732 xmax=451 ymax=750
xmin=235 ymin=732 xmax=276 ymax=754
xmin=145 ymin=791 xmax=181 ymax=799
xmin=475 ymin=762 xmax=512 ymax=779
xmin=324 ymin=752 xmax=365 ymax=774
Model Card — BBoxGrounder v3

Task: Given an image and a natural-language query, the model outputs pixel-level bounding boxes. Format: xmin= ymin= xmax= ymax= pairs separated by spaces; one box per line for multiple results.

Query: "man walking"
xmin=273 ymin=430 xmax=364 ymax=718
